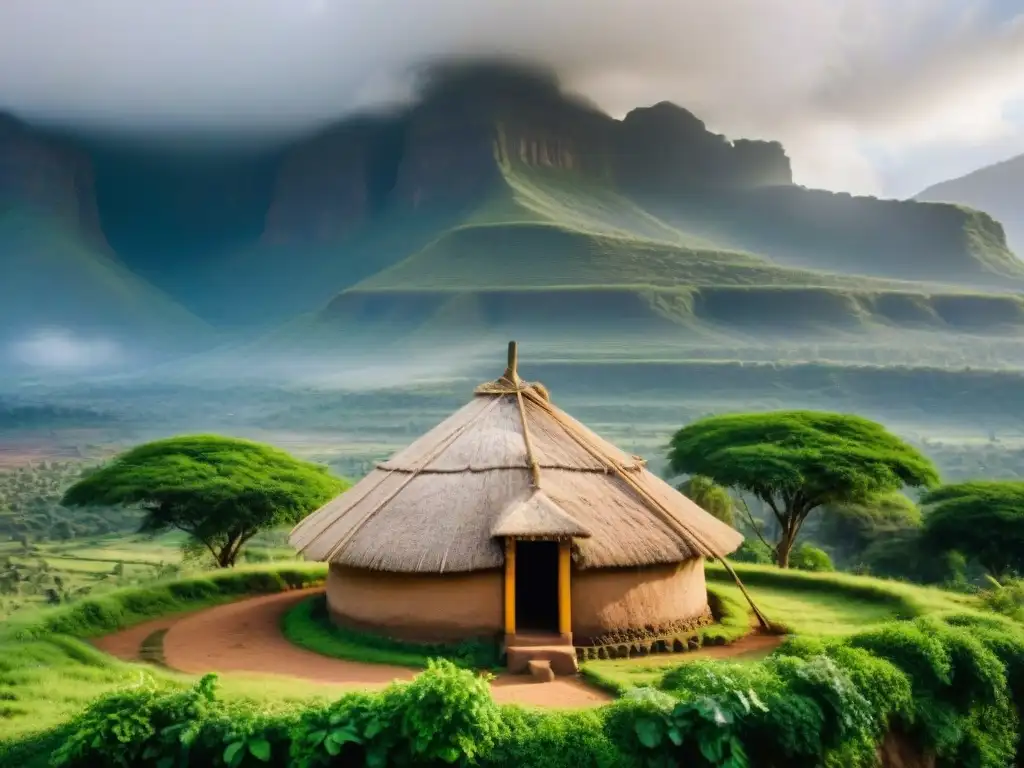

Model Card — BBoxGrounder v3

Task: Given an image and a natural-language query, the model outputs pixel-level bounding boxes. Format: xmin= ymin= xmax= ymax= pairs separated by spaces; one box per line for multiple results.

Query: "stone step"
xmin=505 ymin=631 xmax=572 ymax=648
xmin=528 ymin=659 xmax=555 ymax=683
xmin=506 ymin=644 xmax=579 ymax=676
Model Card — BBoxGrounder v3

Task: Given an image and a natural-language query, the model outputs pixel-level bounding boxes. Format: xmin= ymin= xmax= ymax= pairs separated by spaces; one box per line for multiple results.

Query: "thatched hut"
xmin=290 ymin=342 xmax=745 ymax=657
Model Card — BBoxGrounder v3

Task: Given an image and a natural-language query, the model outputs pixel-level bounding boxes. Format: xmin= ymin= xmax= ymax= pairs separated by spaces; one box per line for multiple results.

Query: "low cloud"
xmin=0 ymin=0 xmax=1022 ymax=195
xmin=8 ymin=329 xmax=123 ymax=370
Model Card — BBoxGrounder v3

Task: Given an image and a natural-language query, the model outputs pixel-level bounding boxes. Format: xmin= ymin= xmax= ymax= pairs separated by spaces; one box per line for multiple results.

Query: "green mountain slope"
xmin=358 ymin=163 xmax=927 ymax=292
xmin=245 ymin=159 xmax=1024 ymax=362
xmin=0 ymin=209 xmax=211 ymax=360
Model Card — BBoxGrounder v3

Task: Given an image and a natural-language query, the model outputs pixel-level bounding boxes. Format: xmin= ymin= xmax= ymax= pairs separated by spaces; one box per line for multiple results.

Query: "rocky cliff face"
xmin=615 ymin=102 xmax=793 ymax=192
xmin=259 ymin=77 xmax=793 ymax=244
xmin=262 ymin=122 xmax=380 ymax=245
xmin=0 ymin=114 xmax=107 ymax=247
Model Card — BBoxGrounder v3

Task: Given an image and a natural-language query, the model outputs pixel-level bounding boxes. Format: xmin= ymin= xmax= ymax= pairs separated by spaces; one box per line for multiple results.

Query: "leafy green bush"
xmin=729 ymin=539 xmax=774 ymax=565
xmin=978 ymin=577 xmax=1024 ymax=622
xmin=789 ymin=544 xmax=835 ymax=573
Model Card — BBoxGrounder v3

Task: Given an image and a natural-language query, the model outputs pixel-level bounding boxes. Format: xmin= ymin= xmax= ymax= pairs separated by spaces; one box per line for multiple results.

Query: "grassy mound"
xmin=705 ymin=562 xmax=980 ymax=633
xmin=281 ymin=594 xmax=501 ymax=669
xmin=582 ymin=563 xmax=986 ymax=694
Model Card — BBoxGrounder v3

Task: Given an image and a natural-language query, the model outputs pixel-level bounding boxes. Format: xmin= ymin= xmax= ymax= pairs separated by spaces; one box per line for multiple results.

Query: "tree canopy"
xmin=921 ymin=481 xmax=1024 ymax=579
xmin=668 ymin=410 xmax=939 ymax=567
xmin=62 ymin=435 xmax=348 ymax=567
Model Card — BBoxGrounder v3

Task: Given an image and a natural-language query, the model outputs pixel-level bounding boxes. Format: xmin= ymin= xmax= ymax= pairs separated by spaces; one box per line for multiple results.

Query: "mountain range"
xmin=2 ymin=64 xmax=1023 ymax=377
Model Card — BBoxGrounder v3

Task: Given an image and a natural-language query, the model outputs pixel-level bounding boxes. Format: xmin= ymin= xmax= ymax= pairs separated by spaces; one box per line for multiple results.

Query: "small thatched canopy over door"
xmin=290 ymin=342 xmax=751 ymax=645
xmin=492 ymin=488 xmax=592 ymax=643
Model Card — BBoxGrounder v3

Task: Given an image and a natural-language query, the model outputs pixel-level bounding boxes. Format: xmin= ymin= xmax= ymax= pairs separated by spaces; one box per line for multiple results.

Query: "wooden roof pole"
xmin=507 ymin=341 xmax=543 ymax=489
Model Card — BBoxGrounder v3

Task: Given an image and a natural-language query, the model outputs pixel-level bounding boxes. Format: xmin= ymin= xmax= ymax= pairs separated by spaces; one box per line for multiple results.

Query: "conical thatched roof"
xmin=290 ymin=342 xmax=743 ymax=573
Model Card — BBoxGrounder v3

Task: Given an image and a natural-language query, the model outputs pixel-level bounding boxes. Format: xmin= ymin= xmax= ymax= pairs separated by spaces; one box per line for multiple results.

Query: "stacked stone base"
xmin=574 ymin=608 xmax=717 ymax=662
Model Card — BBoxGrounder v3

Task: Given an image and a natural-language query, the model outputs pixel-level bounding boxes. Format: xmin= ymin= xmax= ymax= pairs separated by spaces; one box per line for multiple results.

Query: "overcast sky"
xmin=1 ymin=0 xmax=1022 ymax=198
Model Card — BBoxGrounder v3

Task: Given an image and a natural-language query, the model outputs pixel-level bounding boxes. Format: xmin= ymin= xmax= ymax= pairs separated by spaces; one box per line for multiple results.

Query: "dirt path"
xmin=681 ymin=631 xmax=785 ymax=660
xmin=99 ymin=589 xmax=611 ymax=709
xmin=95 ymin=589 xmax=785 ymax=710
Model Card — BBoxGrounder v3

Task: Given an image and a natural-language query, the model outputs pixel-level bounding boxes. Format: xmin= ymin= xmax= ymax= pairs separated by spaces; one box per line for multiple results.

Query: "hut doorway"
xmin=514 ymin=540 xmax=560 ymax=633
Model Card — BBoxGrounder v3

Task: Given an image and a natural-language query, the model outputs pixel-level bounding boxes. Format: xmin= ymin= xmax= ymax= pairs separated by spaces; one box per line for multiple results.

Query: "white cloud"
xmin=0 ymin=0 xmax=1021 ymax=195
xmin=8 ymin=329 xmax=123 ymax=370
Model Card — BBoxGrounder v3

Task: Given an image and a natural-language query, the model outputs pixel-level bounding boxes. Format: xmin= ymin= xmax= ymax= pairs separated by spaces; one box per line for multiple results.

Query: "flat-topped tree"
xmin=62 ymin=435 xmax=348 ymax=568
xmin=922 ymin=481 xmax=1024 ymax=580
xmin=668 ymin=411 xmax=939 ymax=568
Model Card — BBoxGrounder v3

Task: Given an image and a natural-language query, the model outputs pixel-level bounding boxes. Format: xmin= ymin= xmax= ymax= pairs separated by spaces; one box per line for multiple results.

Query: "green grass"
xmin=0 ymin=564 xmax=328 ymax=741
xmin=356 ymin=221 xmax=892 ymax=292
xmin=281 ymin=594 xmax=502 ymax=669
xmin=2 ymin=563 xmax=326 ymax=642
xmin=707 ymin=561 xmax=981 ymax=627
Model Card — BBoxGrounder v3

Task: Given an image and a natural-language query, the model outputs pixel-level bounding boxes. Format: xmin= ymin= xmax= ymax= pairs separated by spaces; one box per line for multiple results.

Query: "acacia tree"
xmin=62 ymin=435 xmax=348 ymax=568
xmin=921 ymin=481 xmax=1024 ymax=580
xmin=668 ymin=410 xmax=939 ymax=568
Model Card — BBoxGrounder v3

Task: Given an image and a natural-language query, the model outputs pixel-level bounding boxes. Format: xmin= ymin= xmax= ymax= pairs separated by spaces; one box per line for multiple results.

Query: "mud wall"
xmin=571 ymin=559 xmax=709 ymax=640
xmin=326 ymin=563 xmax=504 ymax=642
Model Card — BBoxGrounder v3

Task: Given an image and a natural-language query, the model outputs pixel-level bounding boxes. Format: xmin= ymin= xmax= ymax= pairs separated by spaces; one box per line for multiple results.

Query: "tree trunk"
xmin=775 ymin=532 xmax=796 ymax=569
xmin=216 ymin=548 xmax=235 ymax=568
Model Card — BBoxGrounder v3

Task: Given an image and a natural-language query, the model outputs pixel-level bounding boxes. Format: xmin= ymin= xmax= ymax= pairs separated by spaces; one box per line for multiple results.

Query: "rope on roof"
xmin=505 ymin=341 xmax=543 ymax=489
xmin=521 ymin=385 xmax=772 ymax=631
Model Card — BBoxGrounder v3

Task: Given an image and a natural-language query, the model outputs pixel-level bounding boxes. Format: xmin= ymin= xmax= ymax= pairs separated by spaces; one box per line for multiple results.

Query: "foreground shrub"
xmin=17 ymin=614 xmax=1024 ymax=768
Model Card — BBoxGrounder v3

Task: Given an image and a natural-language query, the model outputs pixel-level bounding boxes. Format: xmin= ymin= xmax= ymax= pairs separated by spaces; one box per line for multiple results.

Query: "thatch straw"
xmin=491 ymin=489 xmax=593 ymax=539
xmin=290 ymin=342 xmax=744 ymax=574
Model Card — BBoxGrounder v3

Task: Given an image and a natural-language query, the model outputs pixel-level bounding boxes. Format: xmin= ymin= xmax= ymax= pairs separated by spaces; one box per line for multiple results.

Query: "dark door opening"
xmin=514 ymin=540 xmax=560 ymax=633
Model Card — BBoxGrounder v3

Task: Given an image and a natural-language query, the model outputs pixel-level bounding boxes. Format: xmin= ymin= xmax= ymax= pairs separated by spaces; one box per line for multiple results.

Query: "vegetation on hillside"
xmin=61 ymin=435 xmax=348 ymax=567
xmin=922 ymin=481 xmax=1024 ymax=579
xmin=252 ymin=155 xmax=1024 ymax=357
xmin=668 ymin=411 xmax=940 ymax=567
xmin=678 ymin=475 xmax=735 ymax=527
xmin=0 ymin=461 xmax=137 ymax=542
